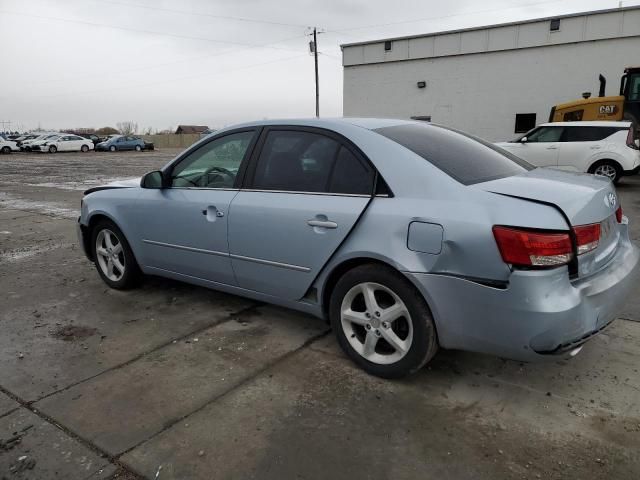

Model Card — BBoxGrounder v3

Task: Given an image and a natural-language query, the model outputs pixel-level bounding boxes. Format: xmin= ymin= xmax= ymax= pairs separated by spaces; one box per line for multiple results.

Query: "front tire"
xmin=589 ymin=160 xmax=621 ymax=184
xmin=81 ymin=144 xmax=89 ymax=152
xmin=1 ymin=146 xmax=10 ymax=154
xmin=135 ymin=145 xmax=142 ymax=151
xmin=91 ymin=220 xmax=141 ymax=289
xmin=109 ymin=145 xmax=117 ymax=152
xmin=48 ymin=145 xmax=57 ymax=153
xmin=330 ymin=264 xmax=438 ymax=378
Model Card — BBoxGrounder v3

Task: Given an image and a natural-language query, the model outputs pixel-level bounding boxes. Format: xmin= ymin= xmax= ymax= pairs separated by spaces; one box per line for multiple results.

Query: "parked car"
xmin=496 ymin=121 xmax=640 ymax=184
xmin=77 ymin=118 xmax=638 ymax=378
xmin=31 ymin=134 xmax=95 ymax=153
xmin=0 ymin=137 xmax=20 ymax=153
xmin=74 ymin=133 xmax=102 ymax=147
xmin=21 ymin=133 xmax=60 ymax=151
xmin=95 ymin=135 xmax=145 ymax=152
xmin=143 ymin=140 xmax=154 ymax=151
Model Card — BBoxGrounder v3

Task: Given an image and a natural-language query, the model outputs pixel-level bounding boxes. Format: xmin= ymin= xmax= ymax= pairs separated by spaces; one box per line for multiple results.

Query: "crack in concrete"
xmin=0 ymin=301 xmax=268 ymax=479
xmin=30 ymin=302 xmax=265 ymax=406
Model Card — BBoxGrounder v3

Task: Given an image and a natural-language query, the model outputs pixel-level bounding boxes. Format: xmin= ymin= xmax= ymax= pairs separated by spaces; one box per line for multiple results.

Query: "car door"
xmin=557 ymin=126 xmax=613 ymax=172
xmin=505 ymin=126 xmax=563 ymax=167
xmin=132 ymin=129 xmax=258 ymax=285
xmin=59 ymin=136 xmax=73 ymax=151
xmin=228 ymin=127 xmax=375 ymax=301
xmin=69 ymin=135 xmax=83 ymax=151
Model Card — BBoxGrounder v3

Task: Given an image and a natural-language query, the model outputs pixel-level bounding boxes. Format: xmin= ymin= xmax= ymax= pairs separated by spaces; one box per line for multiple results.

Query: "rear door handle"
xmin=546 ymin=146 xmax=558 ymax=150
xmin=590 ymin=146 xmax=601 ymax=149
xmin=307 ymin=219 xmax=338 ymax=229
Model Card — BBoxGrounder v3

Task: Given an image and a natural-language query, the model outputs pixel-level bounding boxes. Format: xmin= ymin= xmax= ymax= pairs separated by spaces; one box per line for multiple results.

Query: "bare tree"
xmin=116 ymin=121 xmax=138 ymax=135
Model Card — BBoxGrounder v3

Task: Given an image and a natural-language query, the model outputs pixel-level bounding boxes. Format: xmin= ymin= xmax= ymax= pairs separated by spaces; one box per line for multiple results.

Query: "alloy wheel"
xmin=594 ymin=164 xmax=617 ymax=181
xmin=340 ymin=282 xmax=413 ymax=365
xmin=95 ymin=229 xmax=125 ymax=281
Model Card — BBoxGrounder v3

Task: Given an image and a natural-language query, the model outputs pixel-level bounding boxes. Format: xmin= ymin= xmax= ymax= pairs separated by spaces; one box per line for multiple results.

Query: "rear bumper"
xmin=404 ymin=227 xmax=640 ymax=362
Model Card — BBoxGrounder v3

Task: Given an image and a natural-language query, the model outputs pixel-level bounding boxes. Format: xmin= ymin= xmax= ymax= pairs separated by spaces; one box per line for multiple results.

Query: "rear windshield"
xmin=374 ymin=123 xmax=534 ymax=185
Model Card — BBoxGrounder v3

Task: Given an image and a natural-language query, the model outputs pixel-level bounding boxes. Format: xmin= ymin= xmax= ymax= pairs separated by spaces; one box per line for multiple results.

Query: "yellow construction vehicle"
xmin=549 ymin=67 xmax=640 ymax=127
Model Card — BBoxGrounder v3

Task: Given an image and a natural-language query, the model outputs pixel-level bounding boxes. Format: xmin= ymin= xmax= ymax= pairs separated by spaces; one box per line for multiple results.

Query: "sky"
xmin=0 ymin=0 xmax=636 ymax=132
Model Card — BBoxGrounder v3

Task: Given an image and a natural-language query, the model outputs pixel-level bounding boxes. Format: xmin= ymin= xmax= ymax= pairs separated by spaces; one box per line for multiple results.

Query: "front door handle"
xmin=202 ymin=206 xmax=224 ymax=221
xmin=546 ymin=146 xmax=558 ymax=150
xmin=307 ymin=219 xmax=338 ymax=229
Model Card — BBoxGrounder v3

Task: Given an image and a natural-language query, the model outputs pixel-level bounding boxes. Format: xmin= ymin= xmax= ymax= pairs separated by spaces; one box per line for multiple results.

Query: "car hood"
xmin=476 ymin=168 xmax=619 ymax=226
xmin=84 ymin=177 xmax=140 ymax=195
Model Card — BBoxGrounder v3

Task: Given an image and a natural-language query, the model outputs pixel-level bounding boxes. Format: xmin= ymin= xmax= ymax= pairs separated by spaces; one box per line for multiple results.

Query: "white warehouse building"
xmin=341 ymin=6 xmax=640 ymax=142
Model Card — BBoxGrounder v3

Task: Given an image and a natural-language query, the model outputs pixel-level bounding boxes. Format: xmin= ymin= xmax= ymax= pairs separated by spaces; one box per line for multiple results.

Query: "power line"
xmin=28 ymin=54 xmax=309 ymax=100
xmin=19 ymin=33 xmax=308 ymax=87
xmin=0 ymin=9 xmax=305 ymax=52
xmin=88 ymin=0 xmax=309 ymax=29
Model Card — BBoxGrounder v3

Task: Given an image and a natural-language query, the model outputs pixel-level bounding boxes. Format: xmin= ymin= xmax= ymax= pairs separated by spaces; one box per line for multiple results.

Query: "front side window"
xmin=251 ymin=130 xmax=374 ymax=194
xmin=170 ymin=131 xmax=254 ymax=188
xmin=525 ymin=126 xmax=564 ymax=142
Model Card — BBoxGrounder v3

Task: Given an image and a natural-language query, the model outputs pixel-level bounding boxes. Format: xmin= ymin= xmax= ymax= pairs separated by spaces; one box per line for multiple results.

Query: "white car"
xmin=0 ymin=137 xmax=20 ymax=154
xmin=21 ymin=133 xmax=60 ymax=151
xmin=31 ymin=134 xmax=95 ymax=153
xmin=496 ymin=121 xmax=640 ymax=184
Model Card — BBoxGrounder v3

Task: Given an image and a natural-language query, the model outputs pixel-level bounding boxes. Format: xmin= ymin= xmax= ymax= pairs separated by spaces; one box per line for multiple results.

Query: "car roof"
xmin=226 ymin=117 xmax=419 ymax=131
xmin=540 ymin=121 xmax=632 ymax=127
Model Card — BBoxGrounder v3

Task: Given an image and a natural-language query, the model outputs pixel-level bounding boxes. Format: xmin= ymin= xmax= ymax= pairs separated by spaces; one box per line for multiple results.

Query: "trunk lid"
xmin=477 ymin=168 xmax=621 ymax=277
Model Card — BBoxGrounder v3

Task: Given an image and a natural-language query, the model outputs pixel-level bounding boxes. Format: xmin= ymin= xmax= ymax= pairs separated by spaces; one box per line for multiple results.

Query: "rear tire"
xmin=1 ymin=146 xmax=10 ymax=154
xmin=48 ymin=145 xmax=57 ymax=153
xmin=81 ymin=144 xmax=89 ymax=152
xmin=91 ymin=219 xmax=141 ymax=290
xmin=589 ymin=160 xmax=622 ymax=184
xmin=329 ymin=264 xmax=438 ymax=378
xmin=109 ymin=145 xmax=117 ymax=152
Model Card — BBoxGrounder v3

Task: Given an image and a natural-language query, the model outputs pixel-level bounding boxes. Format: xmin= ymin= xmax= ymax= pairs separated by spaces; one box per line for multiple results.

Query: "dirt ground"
xmin=1 ymin=150 xmax=640 ymax=479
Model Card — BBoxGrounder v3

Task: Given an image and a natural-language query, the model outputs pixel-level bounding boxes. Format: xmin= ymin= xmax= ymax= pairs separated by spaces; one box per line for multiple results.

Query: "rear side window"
xmin=251 ymin=130 xmax=374 ymax=194
xmin=374 ymin=123 xmax=533 ymax=185
xmin=562 ymin=126 xmax=625 ymax=142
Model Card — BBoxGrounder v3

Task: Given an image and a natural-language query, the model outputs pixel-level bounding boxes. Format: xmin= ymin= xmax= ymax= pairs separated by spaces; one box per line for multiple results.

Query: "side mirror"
xmin=520 ymin=136 xmax=528 ymax=143
xmin=141 ymin=170 xmax=165 ymax=189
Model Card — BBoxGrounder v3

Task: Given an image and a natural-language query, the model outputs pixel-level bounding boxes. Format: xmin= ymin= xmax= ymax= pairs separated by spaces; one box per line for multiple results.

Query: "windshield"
xmin=374 ymin=123 xmax=534 ymax=185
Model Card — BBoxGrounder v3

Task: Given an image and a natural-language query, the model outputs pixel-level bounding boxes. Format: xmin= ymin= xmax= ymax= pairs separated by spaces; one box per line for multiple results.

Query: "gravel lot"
xmin=1 ymin=150 xmax=640 ymax=479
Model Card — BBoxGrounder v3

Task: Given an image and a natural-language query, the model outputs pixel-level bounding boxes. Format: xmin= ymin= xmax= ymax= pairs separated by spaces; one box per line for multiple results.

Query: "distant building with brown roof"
xmin=175 ymin=125 xmax=209 ymax=134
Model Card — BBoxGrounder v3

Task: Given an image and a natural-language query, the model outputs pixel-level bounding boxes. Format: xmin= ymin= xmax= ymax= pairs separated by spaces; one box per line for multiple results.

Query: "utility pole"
xmin=309 ymin=28 xmax=321 ymax=117
xmin=0 ymin=120 xmax=11 ymax=133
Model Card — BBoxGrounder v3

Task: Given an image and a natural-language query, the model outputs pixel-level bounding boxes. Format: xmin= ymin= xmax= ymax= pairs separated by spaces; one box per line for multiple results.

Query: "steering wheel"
xmin=202 ymin=166 xmax=235 ymax=186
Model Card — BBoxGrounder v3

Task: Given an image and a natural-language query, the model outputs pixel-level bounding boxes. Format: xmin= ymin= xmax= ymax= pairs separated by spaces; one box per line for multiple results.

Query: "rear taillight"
xmin=492 ymin=226 xmax=573 ymax=267
xmin=616 ymin=206 xmax=623 ymax=223
xmin=627 ymin=127 xmax=639 ymax=149
xmin=573 ymin=223 xmax=600 ymax=254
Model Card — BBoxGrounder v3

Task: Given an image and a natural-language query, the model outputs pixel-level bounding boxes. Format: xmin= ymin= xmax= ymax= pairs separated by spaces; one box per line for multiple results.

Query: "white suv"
xmin=496 ymin=121 xmax=640 ymax=184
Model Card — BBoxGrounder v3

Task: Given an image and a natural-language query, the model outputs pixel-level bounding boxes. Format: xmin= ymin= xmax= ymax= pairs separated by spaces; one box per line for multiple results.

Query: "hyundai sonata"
xmin=77 ymin=119 xmax=639 ymax=378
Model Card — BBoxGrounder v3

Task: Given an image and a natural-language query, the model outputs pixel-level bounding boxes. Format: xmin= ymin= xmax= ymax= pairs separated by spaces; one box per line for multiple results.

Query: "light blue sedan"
xmin=95 ymin=135 xmax=145 ymax=152
xmin=77 ymin=118 xmax=639 ymax=377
